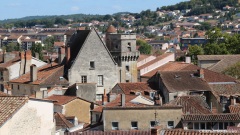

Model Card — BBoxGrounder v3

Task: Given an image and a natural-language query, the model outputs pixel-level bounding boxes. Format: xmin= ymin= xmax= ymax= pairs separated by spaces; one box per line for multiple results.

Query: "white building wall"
xmin=140 ymin=53 xmax=175 ymax=76
xmin=137 ymin=56 xmax=156 ymax=67
xmin=0 ymin=99 xmax=55 ymax=135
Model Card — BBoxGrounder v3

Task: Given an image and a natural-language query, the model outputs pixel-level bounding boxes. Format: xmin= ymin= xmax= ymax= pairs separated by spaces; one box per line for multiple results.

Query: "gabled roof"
xmin=159 ymin=70 xmax=211 ymax=93
xmin=54 ymin=112 xmax=74 ymax=129
xmin=0 ymin=96 xmax=28 ymax=126
xmin=10 ymin=63 xmax=68 ymax=85
xmin=164 ymin=95 xmax=212 ymax=114
xmin=69 ymin=28 xmax=116 ymax=69
xmin=182 ymin=113 xmax=240 ymax=122
xmin=46 ymin=95 xmax=92 ymax=105
xmin=197 ymin=55 xmax=240 ymax=73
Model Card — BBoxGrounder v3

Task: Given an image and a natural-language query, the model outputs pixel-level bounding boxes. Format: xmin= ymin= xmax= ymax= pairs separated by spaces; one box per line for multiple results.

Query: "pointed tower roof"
xmin=106 ymin=25 xmax=117 ymax=33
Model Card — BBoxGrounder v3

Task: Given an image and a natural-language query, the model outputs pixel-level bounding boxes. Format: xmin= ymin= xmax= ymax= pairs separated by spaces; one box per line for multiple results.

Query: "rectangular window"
xmin=128 ymin=47 xmax=131 ymax=52
xmin=200 ymin=123 xmax=205 ymax=129
xmin=81 ymin=76 xmax=87 ymax=83
xmin=0 ymin=72 xmax=3 ymax=80
xmin=112 ymin=122 xmax=119 ymax=130
xmin=131 ymin=121 xmax=138 ymax=130
xmin=128 ymin=42 xmax=131 ymax=46
xmin=90 ymin=61 xmax=95 ymax=69
xmin=150 ymin=121 xmax=156 ymax=128
xmin=219 ymin=122 xmax=223 ymax=129
xmin=97 ymin=75 xmax=103 ymax=86
xmin=96 ymin=94 xmax=102 ymax=101
xmin=126 ymin=80 xmax=129 ymax=83
xmin=194 ymin=123 xmax=199 ymax=129
xmin=167 ymin=121 xmax=174 ymax=129
xmin=126 ymin=65 xmax=129 ymax=71
xmin=18 ymin=85 xmax=20 ymax=90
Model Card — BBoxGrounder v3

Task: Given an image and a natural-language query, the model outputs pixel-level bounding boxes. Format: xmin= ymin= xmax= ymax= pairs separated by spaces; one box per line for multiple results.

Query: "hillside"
xmin=160 ymin=0 xmax=238 ymax=15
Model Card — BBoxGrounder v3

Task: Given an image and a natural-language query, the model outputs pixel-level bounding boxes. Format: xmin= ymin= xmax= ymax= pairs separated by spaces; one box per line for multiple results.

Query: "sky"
xmin=1 ymin=0 xmax=188 ymax=20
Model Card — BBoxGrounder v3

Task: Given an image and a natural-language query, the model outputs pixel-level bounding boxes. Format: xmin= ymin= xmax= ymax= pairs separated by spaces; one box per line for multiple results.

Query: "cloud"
xmin=71 ymin=6 xmax=80 ymax=11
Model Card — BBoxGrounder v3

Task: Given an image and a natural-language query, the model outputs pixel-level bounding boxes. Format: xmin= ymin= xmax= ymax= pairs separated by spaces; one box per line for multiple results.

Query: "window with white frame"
xmin=81 ymin=76 xmax=87 ymax=83
xmin=97 ymin=75 xmax=103 ymax=86
xmin=112 ymin=122 xmax=119 ymax=130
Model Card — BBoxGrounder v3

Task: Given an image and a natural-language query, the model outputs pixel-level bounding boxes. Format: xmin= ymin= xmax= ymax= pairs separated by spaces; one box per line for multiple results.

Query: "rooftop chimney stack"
xmin=121 ymin=94 xmax=125 ymax=107
xmin=198 ymin=68 xmax=204 ymax=78
xmin=65 ymin=46 xmax=70 ymax=65
xmin=30 ymin=64 xmax=37 ymax=82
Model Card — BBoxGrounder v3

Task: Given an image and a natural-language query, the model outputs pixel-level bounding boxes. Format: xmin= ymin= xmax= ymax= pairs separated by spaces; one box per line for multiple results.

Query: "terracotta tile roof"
xmin=54 ymin=112 xmax=74 ymax=129
xmin=137 ymin=53 xmax=174 ymax=70
xmin=159 ymin=70 xmax=211 ymax=93
xmin=142 ymin=62 xmax=236 ymax=83
xmin=137 ymin=54 xmax=151 ymax=62
xmin=0 ymin=56 xmax=20 ymax=68
xmin=21 ymin=38 xmax=41 ymax=42
xmin=182 ymin=113 xmax=240 ymax=122
xmin=209 ymin=84 xmax=240 ymax=102
xmin=229 ymin=105 xmax=240 ymax=113
xmin=197 ymin=55 xmax=240 ymax=73
xmin=10 ymin=63 xmax=68 ymax=85
xmin=116 ymin=82 xmax=155 ymax=95
xmin=163 ymin=129 xmax=239 ymax=135
xmin=7 ymin=34 xmax=21 ymax=40
xmin=92 ymin=95 xmax=150 ymax=112
xmin=67 ymin=130 xmax=151 ymax=135
xmin=164 ymin=95 xmax=212 ymax=114
xmin=0 ymin=91 xmax=8 ymax=96
xmin=45 ymin=95 xmax=78 ymax=105
xmin=0 ymin=96 xmax=28 ymax=126
xmin=106 ymin=25 xmax=117 ymax=33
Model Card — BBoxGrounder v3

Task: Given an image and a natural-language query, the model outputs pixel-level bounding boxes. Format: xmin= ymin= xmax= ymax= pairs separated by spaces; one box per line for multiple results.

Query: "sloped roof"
xmin=137 ymin=53 xmax=174 ymax=70
xmin=182 ymin=113 xmax=240 ymax=122
xmin=159 ymin=70 xmax=211 ymax=93
xmin=71 ymin=130 xmax=151 ymax=135
xmin=115 ymin=82 xmax=155 ymax=95
xmin=10 ymin=63 xmax=68 ymax=85
xmin=197 ymin=55 xmax=240 ymax=73
xmin=209 ymin=84 xmax=240 ymax=102
xmin=106 ymin=25 xmax=117 ymax=33
xmin=46 ymin=95 xmax=92 ymax=105
xmin=0 ymin=96 xmax=28 ymax=126
xmin=229 ymin=105 xmax=240 ymax=113
xmin=54 ymin=112 xmax=74 ymax=129
xmin=163 ymin=129 xmax=239 ymax=135
xmin=137 ymin=54 xmax=151 ymax=62
xmin=164 ymin=95 xmax=212 ymax=114
xmin=0 ymin=91 xmax=9 ymax=96
xmin=54 ymin=42 xmax=65 ymax=47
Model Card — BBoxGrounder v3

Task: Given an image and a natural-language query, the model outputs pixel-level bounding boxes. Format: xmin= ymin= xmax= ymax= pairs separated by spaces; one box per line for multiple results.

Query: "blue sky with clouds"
xmin=1 ymin=0 xmax=188 ymax=20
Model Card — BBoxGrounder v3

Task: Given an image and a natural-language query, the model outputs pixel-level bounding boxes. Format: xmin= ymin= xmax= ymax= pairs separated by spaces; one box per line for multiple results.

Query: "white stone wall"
xmin=0 ymin=99 xmax=55 ymax=135
xmin=137 ymin=56 xmax=156 ymax=67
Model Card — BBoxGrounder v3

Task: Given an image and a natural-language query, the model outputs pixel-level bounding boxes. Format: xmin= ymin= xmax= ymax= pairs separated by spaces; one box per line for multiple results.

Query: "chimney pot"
xmin=30 ymin=64 xmax=37 ymax=82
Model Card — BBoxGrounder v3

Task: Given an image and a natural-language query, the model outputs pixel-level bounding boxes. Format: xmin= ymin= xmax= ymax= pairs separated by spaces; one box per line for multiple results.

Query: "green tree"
xmin=222 ymin=62 xmax=240 ymax=79
xmin=188 ymin=45 xmax=204 ymax=64
xmin=31 ymin=43 xmax=43 ymax=60
xmin=5 ymin=43 xmax=21 ymax=52
xmin=137 ymin=39 xmax=152 ymax=54
xmin=43 ymin=36 xmax=55 ymax=52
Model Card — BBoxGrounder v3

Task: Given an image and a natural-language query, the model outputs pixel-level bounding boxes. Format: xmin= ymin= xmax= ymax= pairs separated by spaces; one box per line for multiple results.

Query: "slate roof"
xmin=209 ymin=84 xmax=240 ymax=102
xmin=0 ymin=96 xmax=28 ymax=126
xmin=164 ymin=95 xmax=212 ymax=114
xmin=159 ymin=70 xmax=211 ymax=93
xmin=163 ymin=129 xmax=239 ymax=135
xmin=182 ymin=113 xmax=240 ymax=122
xmin=197 ymin=55 xmax=240 ymax=73
xmin=54 ymin=112 xmax=74 ymax=129
xmin=10 ymin=63 xmax=69 ymax=85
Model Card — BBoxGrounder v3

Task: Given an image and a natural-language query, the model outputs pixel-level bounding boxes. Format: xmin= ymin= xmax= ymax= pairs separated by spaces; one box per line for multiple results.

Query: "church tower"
xmin=105 ymin=25 xmax=139 ymax=82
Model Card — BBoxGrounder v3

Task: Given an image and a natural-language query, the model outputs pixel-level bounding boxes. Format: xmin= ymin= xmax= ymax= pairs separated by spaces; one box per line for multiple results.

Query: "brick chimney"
xmin=121 ymin=94 xmax=125 ymax=107
xmin=102 ymin=89 xmax=108 ymax=105
xmin=58 ymin=47 xmax=65 ymax=64
xmin=25 ymin=50 xmax=32 ymax=73
xmin=198 ymin=69 xmax=204 ymax=78
xmin=30 ymin=64 xmax=37 ymax=82
xmin=19 ymin=51 xmax=25 ymax=75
